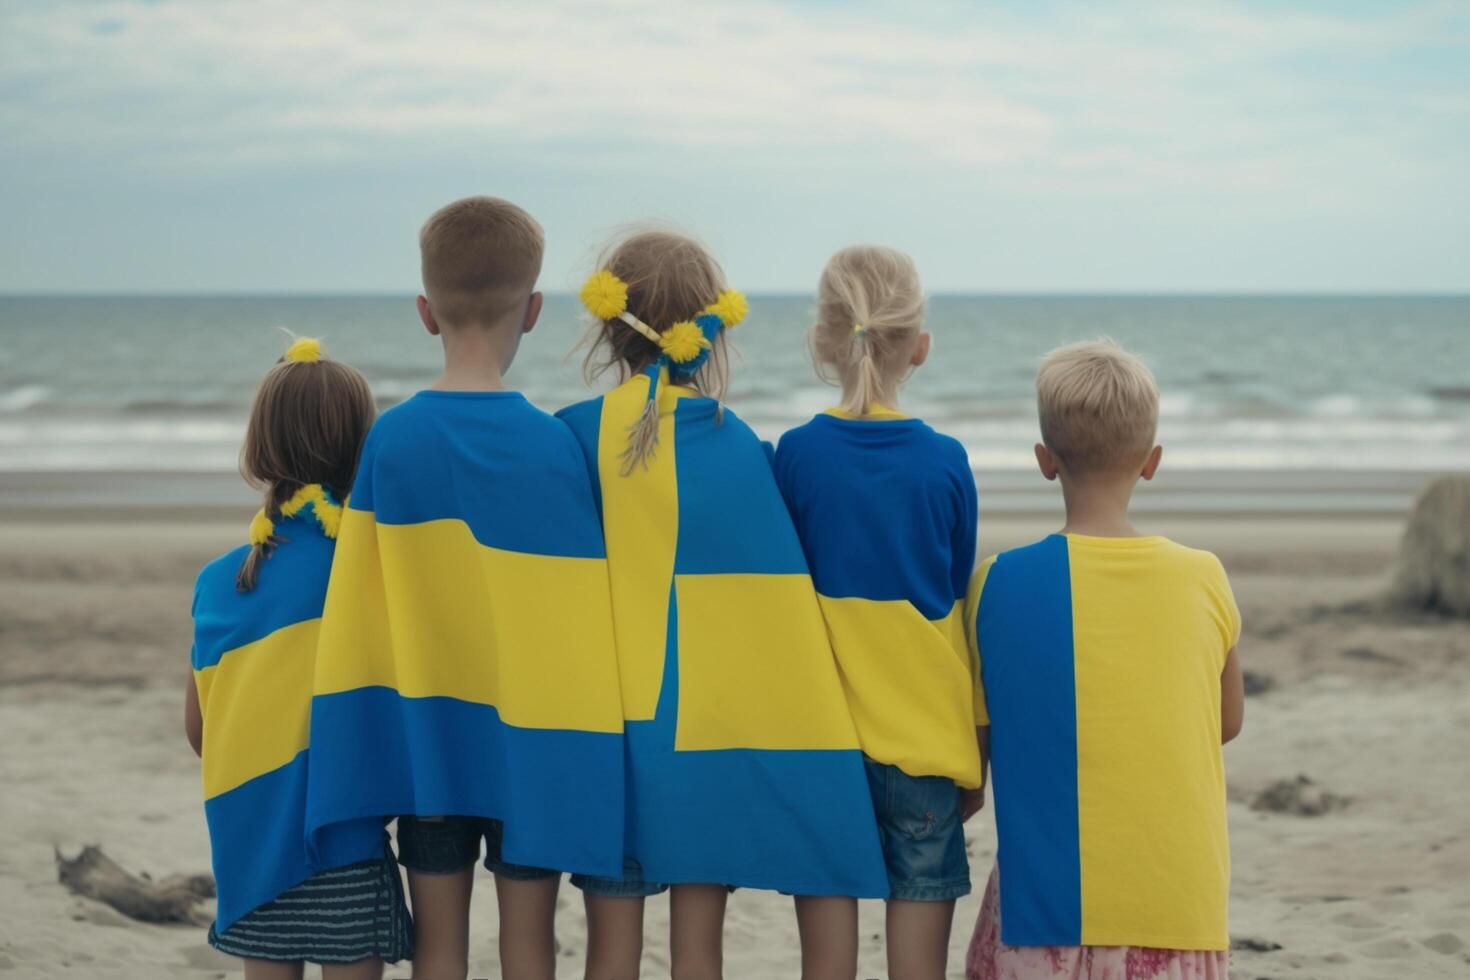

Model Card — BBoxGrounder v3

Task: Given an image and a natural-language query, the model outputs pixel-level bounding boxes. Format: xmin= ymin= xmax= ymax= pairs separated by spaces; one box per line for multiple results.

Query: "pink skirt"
xmin=965 ymin=868 xmax=1231 ymax=980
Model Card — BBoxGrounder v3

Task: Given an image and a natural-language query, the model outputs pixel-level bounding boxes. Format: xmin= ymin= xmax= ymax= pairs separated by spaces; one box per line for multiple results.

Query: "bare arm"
xmin=1220 ymin=646 xmax=1244 ymax=744
xmin=184 ymin=672 xmax=203 ymax=758
xmin=961 ymin=725 xmax=990 ymax=821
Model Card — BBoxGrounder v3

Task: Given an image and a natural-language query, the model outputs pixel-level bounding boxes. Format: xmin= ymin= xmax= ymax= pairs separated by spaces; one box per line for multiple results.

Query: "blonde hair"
xmin=810 ymin=245 xmax=925 ymax=417
xmin=1036 ymin=338 xmax=1159 ymax=475
xmin=420 ymin=196 xmax=544 ymax=328
xmin=581 ymin=227 xmax=731 ymax=471
xmin=236 ymin=352 xmax=376 ymax=591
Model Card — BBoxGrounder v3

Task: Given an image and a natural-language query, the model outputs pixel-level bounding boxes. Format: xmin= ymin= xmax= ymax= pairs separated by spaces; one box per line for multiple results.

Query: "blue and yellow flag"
xmin=557 ymin=375 xmax=889 ymax=897
xmin=970 ymin=534 xmax=1240 ymax=949
xmin=191 ymin=496 xmax=384 ymax=933
xmin=306 ymin=391 xmax=626 ymax=878
xmin=774 ymin=409 xmax=983 ymax=787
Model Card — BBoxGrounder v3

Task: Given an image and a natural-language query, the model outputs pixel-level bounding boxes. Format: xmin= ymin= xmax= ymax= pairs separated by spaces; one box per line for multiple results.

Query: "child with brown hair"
xmin=774 ymin=245 xmax=985 ymax=980
xmin=557 ymin=228 xmax=888 ymax=979
xmin=306 ymin=197 xmax=625 ymax=980
xmin=185 ymin=336 xmax=412 ymax=980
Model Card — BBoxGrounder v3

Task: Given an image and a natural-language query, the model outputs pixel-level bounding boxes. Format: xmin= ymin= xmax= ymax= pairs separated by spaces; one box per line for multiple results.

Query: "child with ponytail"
xmin=557 ymin=228 xmax=888 ymax=980
xmin=184 ymin=337 xmax=412 ymax=979
xmin=774 ymin=245 xmax=986 ymax=980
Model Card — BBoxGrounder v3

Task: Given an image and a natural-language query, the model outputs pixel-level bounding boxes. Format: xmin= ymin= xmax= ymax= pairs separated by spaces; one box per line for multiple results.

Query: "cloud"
xmin=4 ymin=0 xmax=1462 ymax=192
xmin=1 ymin=0 xmax=1466 ymax=293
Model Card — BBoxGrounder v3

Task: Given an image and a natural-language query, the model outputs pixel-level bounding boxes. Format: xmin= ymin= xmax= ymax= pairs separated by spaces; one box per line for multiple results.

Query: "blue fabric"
xmin=307 ymin=688 xmax=624 ymax=879
xmin=864 ymin=759 xmax=970 ymax=902
xmin=555 ymin=394 xmax=890 ymax=898
xmin=349 ymin=391 xmax=606 ymax=558
xmin=305 ymin=392 xmax=626 ymax=881
xmin=774 ymin=413 xmax=977 ymax=619
xmin=622 ymin=579 xmax=885 ymax=895
xmin=204 ymin=751 xmax=385 ymax=931
xmin=192 ymin=514 xmax=385 ymax=932
xmin=672 ymin=400 xmax=810 ymax=576
xmin=976 ymin=535 xmax=1083 ymax=944
xmin=190 ymin=520 xmax=335 ymax=670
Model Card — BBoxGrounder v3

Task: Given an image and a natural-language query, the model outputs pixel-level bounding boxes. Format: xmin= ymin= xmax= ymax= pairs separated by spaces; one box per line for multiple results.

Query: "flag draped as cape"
xmin=191 ymin=505 xmax=384 ymax=933
xmin=306 ymin=391 xmax=626 ymax=878
xmin=558 ymin=376 xmax=888 ymax=897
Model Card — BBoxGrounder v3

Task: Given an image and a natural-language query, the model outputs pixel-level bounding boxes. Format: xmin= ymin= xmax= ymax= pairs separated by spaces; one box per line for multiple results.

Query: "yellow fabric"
xmin=817 ymin=595 xmax=981 ymax=785
xmin=596 ymin=376 xmax=695 ymax=720
xmin=674 ymin=574 xmax=861 ymax=751
xmin=821 ymin=405 xmax=909 ymax=421
xmin=314 ymin=509 xmax=623 ymax=733
xmin=1068 ymin=536 xmax=1238 ymax=949
xmin=965 ymin=559 xmax=994 ymax=725
xmin=278 ymin=484 xmax=343 ymax=538
xmin=195 ymin=619 xmax=318 ymax=799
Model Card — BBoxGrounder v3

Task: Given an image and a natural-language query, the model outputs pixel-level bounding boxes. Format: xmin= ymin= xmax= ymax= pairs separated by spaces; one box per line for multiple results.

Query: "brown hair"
xmin=810 ymin=245 xmax=926 ymax=416
xmin=580 ymin=227 xmax=731 ymax=471
xmin=420 ymin=196 xmax=545 ymax=329
xmin=236 ymin=351 xmax=377 ymax=591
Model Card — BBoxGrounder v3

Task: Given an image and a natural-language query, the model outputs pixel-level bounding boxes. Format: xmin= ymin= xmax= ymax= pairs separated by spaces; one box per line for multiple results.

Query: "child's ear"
xmin=1140 ymin=444 xmax=1163 ymax=481
xmin=1034 ymin=442 xmax=1060 ymax=481
xmin=911 ymin=331 xmax=932 ymax=368
xmin=416 ymin=295 xmax=440 ymax=337
xmin=523 ymin=291 xmax=544 ymax=335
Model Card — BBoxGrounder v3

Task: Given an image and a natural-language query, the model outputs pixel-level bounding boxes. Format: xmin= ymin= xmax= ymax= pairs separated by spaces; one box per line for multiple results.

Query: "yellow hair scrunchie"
xmin=284 ymin=337 xmax=322 ymax=363
xmin=660 ymin=321 xmax=713 ymax=364
xmin=248 ymin=509 xmax=275 ymax=545
xmin=702 ymin=289 xmax=749 ymax=329
xmin=580 ymin=270 xmax=630 ymax=321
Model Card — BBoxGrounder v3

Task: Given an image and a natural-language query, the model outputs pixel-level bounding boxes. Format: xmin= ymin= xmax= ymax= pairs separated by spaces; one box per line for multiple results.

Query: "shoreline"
xmin=0 ymin=467 xmax=1448 ymax=520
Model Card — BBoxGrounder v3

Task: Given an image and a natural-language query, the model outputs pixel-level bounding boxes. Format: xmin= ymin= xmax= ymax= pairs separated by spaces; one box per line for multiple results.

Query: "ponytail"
xmin=234 ymin=335 xmax=375 ymax=591
xmin=842 ymin=320 xmax=884 ymax=417
xmin=235 ymin=484 xmax=292 ymax=592
xmin=235 ymin=538 xmax=275 ymax=592
xmin=811 ymin=246 xmax=925 ymax=417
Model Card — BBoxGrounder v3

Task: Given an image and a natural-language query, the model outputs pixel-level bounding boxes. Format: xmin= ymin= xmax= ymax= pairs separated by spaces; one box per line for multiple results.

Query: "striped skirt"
xmin=208 ymin=852 xmax=413 ymax=964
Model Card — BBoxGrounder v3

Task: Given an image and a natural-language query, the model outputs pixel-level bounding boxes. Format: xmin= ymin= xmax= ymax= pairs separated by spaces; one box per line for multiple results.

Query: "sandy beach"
xmin=2 ymin=498 xmax=1468 ymax=979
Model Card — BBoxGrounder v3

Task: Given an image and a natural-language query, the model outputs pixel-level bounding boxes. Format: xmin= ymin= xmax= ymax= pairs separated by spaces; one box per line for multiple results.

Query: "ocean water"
xmin=1 ymin=294 xmax=1467 ymax=477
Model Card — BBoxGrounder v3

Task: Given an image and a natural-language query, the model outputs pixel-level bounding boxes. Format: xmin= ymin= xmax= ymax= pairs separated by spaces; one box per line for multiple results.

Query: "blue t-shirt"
xmin=774 ymin=409 xmax=983 ymax=785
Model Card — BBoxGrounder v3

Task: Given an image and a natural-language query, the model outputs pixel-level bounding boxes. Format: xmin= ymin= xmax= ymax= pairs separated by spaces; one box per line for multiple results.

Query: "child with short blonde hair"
xmin=774 ymin=244 xmax=984 ymax=979
xmin=965 ymin=338 xmax=1244 ymax=979
xmin=558 ymin=228 xmax=887 ymax=980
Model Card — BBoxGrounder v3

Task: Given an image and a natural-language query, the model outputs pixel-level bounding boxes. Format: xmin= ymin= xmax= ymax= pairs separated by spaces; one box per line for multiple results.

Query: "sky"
xmin=1 ymin=0 xmax=1467 ymax=294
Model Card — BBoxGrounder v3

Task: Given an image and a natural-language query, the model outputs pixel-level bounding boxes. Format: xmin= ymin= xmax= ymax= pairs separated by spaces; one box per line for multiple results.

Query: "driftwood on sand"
xmin=56 ymin=845 xmax=214 ymax=926
xmin=1390 ymin=475 xmax=1470 ymax=617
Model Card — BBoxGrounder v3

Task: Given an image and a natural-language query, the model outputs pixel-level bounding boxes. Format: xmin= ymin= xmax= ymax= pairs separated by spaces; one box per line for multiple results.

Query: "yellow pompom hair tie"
xmin=284 ymin=336 xmax=323 ymax=363
xmin=853 ymin=322 xmax=866 ymax=336
xmin=580 ymin=270 xmax=630 ymax=321
xmin=580 ymin=269 xmax=664 ymax=344
xmin=660 ymin=321 xmax=713 ymax=364
xmin=248 ymin=509 xmax=276 ymax=546
xmin=702 ymin=289 xmax=749 ymax=329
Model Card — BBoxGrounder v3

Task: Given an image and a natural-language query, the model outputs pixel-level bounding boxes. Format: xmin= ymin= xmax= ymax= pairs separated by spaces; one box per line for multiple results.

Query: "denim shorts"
xmin=864 ymin=759 xmax=970 ymax=901
xmin=570 ymin=858 xmax=668 ymax=898
xmin=396 ymin=815 xmax=557 ymax=881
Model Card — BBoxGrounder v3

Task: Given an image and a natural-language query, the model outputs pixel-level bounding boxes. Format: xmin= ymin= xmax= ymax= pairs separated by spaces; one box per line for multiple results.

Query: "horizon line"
xmin=3 ymin=289 xmax=1468 ymax=300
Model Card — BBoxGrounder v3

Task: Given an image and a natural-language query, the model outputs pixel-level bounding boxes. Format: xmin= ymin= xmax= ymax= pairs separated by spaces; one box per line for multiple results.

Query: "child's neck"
xmin=838 ymin=383 xmax=899 ymax=414
xmin=433 ymin=327 xmax=514 ymax=392
xmin=1057 ymin=474 xmax=1144 ymax=537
